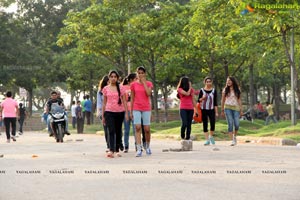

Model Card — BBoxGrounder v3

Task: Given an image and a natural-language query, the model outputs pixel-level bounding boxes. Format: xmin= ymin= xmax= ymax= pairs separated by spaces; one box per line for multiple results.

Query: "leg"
xmin=11 ymin=118 xmax=17 ymax=137
xmin=76 ymin=118 xmax=80 ymax=133
xmin=105 ymin=112 xmax=116 ymax=153
xmin=271 ymin=115 xmax=278 ymax=124
xmin=4 ymin=118 xmax=11 ymax=140
xmin=142 ymin=111 xmax=152 ymax=155
xmin=19 ymin=118 xmax=24 ymax=133
xmin=72 ymin=117 xmax=76 ymax=129
xmin=179 ymin=109 xmax=188 ymax=139
xmin=202 ymin=109 xmax=210 ymax=145
xmin=133 ymin=111 xmax=142 ymax=156
xmin=86 ymin=111 xmax=91 ymax=125
xmin=232 ymin=110 xmax=240 ymax=145
xmin=208 ymin=109 xmax=216 ymax=145
xmin=115 ymin=112 xmax=125 ymax=154
xmin=123 ymin=112 xmax=130 ymax=151
xmin=185 ymin=109 xmax=194 ymax=140
xmin=224 ymin=109 xmax=235 ymax=145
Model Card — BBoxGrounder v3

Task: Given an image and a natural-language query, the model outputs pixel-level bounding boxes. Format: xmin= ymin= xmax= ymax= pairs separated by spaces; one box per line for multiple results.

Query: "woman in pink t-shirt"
xmin=102 ymin=70 xmax=128 ymax=158
xmin=177 ymin=76 xmax=197 ymax=140
xmin=130 ymin=66 xmax=153 ymax=157
xmin=122 ymin=73 xmax=137 ymax=153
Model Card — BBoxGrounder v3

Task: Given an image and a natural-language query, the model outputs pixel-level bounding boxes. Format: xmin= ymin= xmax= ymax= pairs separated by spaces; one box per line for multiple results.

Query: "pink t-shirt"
xmin=130 ymin=81 xmax=153 ymax=111
xmin=177 ymin=88 xmax=194 ymax=110
xmin=1 ymin=98 xmax=18 ymax=118
xmin=102 ymin=85 xmax=126 ymax=112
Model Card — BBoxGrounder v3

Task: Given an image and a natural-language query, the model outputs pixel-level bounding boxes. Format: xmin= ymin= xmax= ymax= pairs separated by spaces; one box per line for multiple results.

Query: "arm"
xmin=0 ymin=105 xmax=2 ymax=120
xmin=130 ymin=89 xmax=135 ymax=119
xmin=178 ymin=85 xmax=192 ymax=96
xmin=122 ymin=94 xmax=129 ymax=121
xmin=96 ymin=92 xmax=103 ymax=117
xmin=238 ymin=97 xmax=243 ymax=115
xmin=221 ymin=92 xmax=226 ymax=116
xmin=102 ymin=96 xmax=107 ymax=124
xmin=214 ymin=91 xmax=219 ymax=117
xmin=143 ymin=81 xmax=152 ymax=97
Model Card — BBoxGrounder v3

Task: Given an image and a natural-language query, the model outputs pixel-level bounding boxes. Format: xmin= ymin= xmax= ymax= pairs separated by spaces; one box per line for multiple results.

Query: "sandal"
xmin=106 ymin=152 xmax=114 ymax=158
xmin=115 ymin=153 xmax=122 ymax=157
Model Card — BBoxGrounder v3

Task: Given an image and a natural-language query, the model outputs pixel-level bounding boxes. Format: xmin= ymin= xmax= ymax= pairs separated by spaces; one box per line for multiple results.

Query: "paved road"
xmin=0 ymin=132 xmax=299 ymax=200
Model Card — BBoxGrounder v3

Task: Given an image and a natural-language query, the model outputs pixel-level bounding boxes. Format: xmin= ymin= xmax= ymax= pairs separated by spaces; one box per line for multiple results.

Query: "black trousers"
xmin=104 ymin=111 xmax=125 ymax=153
xmin=85 ymin=111 xmax=91 ymax=125
xmin=4 ymin=117 xmax=17 ymax=139
xmin=202 ymin=109 xmax=216 ymax=132
xmin=76 ymin=117 xmax=84 ymax=133
xmin=18 ymin=117 xmax=25 ymax=133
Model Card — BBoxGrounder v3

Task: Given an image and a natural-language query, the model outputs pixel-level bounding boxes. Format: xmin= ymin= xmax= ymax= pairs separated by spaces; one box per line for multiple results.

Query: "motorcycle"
xmin=49 ymin=103 xmax=66 ymax=143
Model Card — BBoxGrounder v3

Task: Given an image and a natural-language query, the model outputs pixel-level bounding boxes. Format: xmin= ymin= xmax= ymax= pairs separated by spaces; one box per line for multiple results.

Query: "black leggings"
xmin=104 ymin=111 xmax=125 ymax=153
xmin=202 ymin=109 xmax=216 ymax=132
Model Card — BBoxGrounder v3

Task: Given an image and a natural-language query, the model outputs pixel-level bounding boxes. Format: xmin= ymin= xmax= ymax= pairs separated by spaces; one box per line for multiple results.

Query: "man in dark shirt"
xmin=46 ymin=91 xmax=69 ymax=136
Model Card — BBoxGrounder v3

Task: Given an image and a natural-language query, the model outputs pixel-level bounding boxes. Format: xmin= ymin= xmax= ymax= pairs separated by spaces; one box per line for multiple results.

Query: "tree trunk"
xmin=273 ymin=74 xmax=280 ymax=120
xmin=249 ymin=63 xmax=255 ymax=119
xmin=89 ymin=70 xmax=94 ymax=124
xmin=28 ymin=88 xmax=33 ymax=117
xmin=149 ymin=52 xmax=159 ymax=123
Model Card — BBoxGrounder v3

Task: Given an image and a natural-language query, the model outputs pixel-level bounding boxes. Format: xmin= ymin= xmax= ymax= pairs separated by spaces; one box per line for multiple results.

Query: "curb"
xmin=237 ymin=136 xmax=297 ymax=146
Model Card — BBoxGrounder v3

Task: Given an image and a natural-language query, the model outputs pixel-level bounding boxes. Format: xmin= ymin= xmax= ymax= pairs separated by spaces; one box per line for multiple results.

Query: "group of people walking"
xmin=97 ymin=66 xmax=153 ymax=158
xmin=177 ymin=76 xmax=243 ymax=147
xmin=1 ymin=71 xmax=278 ymax=155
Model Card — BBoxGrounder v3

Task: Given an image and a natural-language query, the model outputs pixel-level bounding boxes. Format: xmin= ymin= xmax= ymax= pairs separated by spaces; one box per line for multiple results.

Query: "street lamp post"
xmin=290 ymin=10 xmax=296 ymax=125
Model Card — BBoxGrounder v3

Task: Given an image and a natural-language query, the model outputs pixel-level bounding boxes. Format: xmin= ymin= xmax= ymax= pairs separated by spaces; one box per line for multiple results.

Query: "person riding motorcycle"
xmin=46 ymin=91 xmax=70 ymax=137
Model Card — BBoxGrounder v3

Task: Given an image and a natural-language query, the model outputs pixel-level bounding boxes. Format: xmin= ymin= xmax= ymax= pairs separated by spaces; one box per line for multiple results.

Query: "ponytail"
xmin=116 ymin=82 xmax=122 ymax=105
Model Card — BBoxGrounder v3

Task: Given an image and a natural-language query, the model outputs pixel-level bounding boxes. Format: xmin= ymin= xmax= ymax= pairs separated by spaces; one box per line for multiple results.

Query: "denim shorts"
xmin=132 ymin=110 xmax=151 ymax=125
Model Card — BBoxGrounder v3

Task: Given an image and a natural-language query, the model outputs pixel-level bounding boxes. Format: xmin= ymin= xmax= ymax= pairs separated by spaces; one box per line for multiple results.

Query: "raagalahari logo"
xmin=241 ymin=2 xmax=300 ymax=15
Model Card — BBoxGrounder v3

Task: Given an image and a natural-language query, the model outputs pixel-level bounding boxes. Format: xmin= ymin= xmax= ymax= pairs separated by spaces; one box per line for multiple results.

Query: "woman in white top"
xmin=221 ymin=76 xmax=243 ymax=146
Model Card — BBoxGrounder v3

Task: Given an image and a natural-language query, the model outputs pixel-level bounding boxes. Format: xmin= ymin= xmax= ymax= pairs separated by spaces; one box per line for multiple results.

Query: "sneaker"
xmin=146 ymin=148 xmax=152 ymax=155
xmin=7 ymin=139 xmax=10 ymax=143
xmin=19 ymin=131 xmax=23 ymax=135
xmin=210 ymin=137 xmax=215 ymax=145
xmin=124 ymin=148 xmax=128 ymax=153
xmin=230 ymin=138 xmax=237 ymax=146
xmin=65 ymin=131 xmax=70 ymax=135
xmin=11 ymin=136 xmax=16 ymax=142
xmin=136 ymin=149 xmax=142 ymax=157
xmin=204 ymin=140 xmax=210 ymax=146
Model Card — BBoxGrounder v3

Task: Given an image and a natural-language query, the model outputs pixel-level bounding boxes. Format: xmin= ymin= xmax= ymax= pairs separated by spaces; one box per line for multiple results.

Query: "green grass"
xmin=71 ymin=119 xmax=300 ymax=143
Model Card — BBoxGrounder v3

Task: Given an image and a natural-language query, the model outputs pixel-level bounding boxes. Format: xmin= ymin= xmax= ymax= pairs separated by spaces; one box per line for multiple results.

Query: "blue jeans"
xmin=265 ymin=115 xmax=278 ymax=125
xmin=123 ymin=111 xmax=135 ymax=149
xmin=224 ymin=109 xmax=240 ymax=132
xmin=179 ymin=109 xmax=194 ymax=140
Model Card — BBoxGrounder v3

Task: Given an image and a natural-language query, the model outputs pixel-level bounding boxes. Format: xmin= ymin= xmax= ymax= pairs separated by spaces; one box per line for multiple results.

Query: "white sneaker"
xmin=230 ymin=137 xmax=237 ymax=146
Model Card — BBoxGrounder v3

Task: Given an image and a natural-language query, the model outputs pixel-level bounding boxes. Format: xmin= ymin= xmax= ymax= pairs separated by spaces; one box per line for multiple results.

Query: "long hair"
xmin=224 ymin=76 xmax=241 ymax=99
xmin=176 ymin=76 xmax=190 ymax=99
xmin=122 ymin=73 xmax=136 ymax=85
xmin=108 ymin=70 xmax=122 ymax=105
xmin=98 ymin=75 xmax=109 ymax=91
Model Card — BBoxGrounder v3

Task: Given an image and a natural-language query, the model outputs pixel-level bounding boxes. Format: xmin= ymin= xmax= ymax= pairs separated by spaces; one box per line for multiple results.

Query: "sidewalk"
xmin=0 ymin=132 xmax=299 ymax=200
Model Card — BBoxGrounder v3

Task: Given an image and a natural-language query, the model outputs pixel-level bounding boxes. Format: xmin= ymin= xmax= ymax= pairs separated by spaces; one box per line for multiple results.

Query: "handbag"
xmin=193 ymin=102 xmax=202 ymax=123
